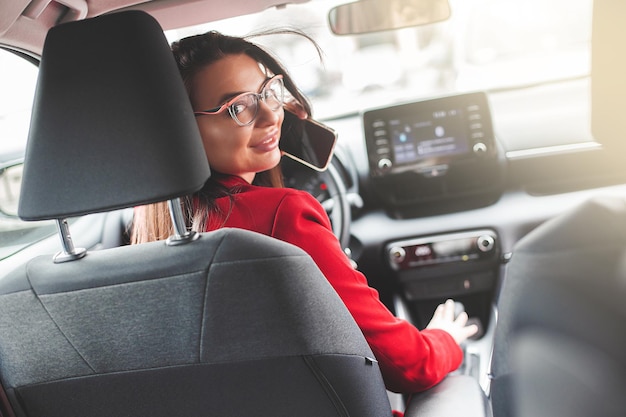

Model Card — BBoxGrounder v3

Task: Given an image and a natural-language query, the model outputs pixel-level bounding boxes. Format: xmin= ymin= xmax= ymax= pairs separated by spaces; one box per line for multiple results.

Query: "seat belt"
xmin=0 ymin=381 xmax=16 ymax=417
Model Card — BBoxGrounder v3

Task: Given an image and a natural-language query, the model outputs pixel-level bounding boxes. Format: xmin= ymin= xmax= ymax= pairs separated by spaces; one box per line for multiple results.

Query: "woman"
xmin=132 ymin=30 xmax=477 ymax=394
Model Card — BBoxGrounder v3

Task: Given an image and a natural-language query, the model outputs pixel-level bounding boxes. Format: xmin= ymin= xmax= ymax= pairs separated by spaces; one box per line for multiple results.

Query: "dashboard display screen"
xmin=389 ymin=110 xmax=469 ymax=164
xmin=363 ymin=92 xmax=494 ymax=177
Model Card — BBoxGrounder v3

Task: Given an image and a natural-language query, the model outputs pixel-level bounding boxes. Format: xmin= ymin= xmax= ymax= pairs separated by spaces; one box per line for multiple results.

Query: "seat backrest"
xmin=493 ymin=198 xmax=626 ymax=417
xmin=0 ymin=11 xmax=391 ymax=417
xmin=0 ymin=228 xmax=391 ymax=417
xmin=506 ymin=195 xmax=626 ymax=417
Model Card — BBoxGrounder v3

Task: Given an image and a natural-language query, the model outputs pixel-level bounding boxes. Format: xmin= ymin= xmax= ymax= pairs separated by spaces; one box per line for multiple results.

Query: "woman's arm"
xmin=271 ymin=191 xmax=464 ymax=393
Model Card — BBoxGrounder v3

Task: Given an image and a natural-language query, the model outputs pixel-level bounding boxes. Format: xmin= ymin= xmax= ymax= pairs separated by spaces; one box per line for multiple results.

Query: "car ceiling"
xmin=0 ymin=0 xmax=310 ymax=56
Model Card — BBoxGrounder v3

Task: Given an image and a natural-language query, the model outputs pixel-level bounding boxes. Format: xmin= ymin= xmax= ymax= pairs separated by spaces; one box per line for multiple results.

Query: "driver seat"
xmin=0 ymin=11 xmax=391 ymax=417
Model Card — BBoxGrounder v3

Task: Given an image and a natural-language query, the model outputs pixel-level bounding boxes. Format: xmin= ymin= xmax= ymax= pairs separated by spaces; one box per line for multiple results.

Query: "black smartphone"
xmin=280 ymin=109 xmax=338 ymax=171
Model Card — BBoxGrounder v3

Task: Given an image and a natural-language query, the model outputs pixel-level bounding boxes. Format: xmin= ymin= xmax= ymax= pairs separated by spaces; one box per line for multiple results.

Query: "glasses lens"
xmin=263 ymin=77 xmax=284 ymax=111
xmin=229 ymin=93 xmax=258 ymax=126
xmin=227 ymin=77 xmax=284 ymax=126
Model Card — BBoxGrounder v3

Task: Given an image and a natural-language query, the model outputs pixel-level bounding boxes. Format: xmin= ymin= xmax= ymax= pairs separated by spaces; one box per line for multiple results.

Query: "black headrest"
xmin=18 ymin=10 xmax=210 ymax=221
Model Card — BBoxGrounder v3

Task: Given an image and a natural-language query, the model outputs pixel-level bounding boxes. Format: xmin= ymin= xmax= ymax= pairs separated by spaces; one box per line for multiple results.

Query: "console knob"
xmin=388 ymin=246 xmax=406 ymax=264
xmin=473 ymin=142 xmax=487 ymax=154
xmin=476 ymin=234 xmax=495 ymax=252
xmin=378 ymin=158 xmax=392 ymax=171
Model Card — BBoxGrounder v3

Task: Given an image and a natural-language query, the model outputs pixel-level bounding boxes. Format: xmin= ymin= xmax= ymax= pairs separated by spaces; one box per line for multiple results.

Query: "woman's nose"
xmin=255 ymin=99 xmax=281 ymax=126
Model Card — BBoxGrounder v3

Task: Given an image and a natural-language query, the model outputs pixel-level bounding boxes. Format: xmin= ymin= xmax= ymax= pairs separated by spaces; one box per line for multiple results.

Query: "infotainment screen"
xmin=363 ymin=92 xmax=495 ymax=177
xmin=362 ymin=92 xmax=501 ymax=212
xmin=389 ymin=110 xmax=469 ymax=164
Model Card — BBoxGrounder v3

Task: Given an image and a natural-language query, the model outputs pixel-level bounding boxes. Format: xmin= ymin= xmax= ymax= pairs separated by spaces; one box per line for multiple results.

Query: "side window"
xmin=0 ymin=49 xmax=56 ymax=260
xmin=0 ymin=50 xmax=36 ymax=165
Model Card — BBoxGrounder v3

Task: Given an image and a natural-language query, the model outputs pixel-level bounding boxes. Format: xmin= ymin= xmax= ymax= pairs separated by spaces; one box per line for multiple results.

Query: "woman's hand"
xmin=426 ymin=299 xmax=479 ymax=344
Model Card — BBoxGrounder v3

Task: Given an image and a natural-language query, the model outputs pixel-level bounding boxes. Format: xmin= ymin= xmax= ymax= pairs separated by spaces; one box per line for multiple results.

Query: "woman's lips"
xmin=252 ymin=128 xmax=280 ymax=152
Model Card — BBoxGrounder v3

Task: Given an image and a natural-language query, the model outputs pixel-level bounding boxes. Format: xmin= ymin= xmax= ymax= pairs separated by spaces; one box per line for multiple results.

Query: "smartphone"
xmin=280 ymin=109 xmax=338 ymax=171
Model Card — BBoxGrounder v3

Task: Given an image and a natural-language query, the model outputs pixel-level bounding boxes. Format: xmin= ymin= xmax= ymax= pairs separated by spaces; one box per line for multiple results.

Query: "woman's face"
xmin=190 ymin=54 xmax=284 ymax=183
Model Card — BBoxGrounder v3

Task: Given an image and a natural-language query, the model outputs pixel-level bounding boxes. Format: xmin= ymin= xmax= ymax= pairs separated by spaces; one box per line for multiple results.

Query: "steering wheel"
xmin=281 ymin=156 xmax=351 ymax=250
xmin=320 ymin=161 xmax=351 ymax=250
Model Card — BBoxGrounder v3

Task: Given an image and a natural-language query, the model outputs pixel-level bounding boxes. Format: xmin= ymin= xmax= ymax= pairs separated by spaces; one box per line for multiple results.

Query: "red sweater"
xmin=201 ymin=175 xmax=462 ymax=393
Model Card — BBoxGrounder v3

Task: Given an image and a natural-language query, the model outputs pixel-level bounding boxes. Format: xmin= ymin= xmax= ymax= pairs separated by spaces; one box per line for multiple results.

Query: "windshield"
xmin=165 ymin=0 xmax=592 ymax=121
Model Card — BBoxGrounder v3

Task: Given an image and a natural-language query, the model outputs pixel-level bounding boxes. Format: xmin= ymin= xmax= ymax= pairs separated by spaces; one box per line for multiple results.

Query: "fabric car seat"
xmin=506 ymin=196 xmax=626 ymax=417
xmin=487 ymin=187 xmax=626 ymax=414
xmin=491 ymin=197 xmax=626 ymax=417
xmin=0 ymin=11 xmax=392 ymax=417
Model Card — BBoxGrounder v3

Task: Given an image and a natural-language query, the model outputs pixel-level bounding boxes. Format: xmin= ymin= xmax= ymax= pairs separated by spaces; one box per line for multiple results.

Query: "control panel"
xmin=387 ymin=230 xmax=498 ymax=271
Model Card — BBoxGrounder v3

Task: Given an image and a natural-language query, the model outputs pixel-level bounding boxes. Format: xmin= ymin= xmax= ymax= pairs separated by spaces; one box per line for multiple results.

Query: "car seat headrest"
xmin=18 ymin=10 xmax=210 ymax=221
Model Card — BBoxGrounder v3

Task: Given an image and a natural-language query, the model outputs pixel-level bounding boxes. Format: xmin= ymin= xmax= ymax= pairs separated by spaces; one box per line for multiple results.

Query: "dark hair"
xmin=131 ymin=29 xmax=319 ymax=243
xmin=172 ymin=30 xmax=314 ymax=118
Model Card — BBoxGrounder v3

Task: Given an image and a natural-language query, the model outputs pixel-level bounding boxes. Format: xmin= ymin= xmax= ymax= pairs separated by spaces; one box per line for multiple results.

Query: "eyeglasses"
xmin=193 ymin=75 xmax=284 ymax=126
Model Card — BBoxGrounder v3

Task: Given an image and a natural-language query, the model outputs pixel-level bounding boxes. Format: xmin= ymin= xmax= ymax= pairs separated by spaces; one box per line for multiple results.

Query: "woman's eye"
xmin=231 ymin=102 xmax=247 ymax=115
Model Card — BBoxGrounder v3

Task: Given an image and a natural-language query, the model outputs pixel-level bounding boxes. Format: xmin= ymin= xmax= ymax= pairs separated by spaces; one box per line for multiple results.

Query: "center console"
xmin=385 ymin=229 xmax=500 ymax=331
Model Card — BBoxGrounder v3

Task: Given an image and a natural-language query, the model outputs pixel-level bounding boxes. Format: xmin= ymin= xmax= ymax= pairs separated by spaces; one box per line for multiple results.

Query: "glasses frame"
xmin=193 ymin=74 xmax=284 ymax=126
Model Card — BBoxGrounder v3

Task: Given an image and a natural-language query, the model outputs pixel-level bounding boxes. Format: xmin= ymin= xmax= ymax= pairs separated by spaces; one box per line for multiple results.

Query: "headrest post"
xmin=53 ymin=218 xmax=87 ymax=263
xmin=166 ymin=198 xmax=199 ymax=246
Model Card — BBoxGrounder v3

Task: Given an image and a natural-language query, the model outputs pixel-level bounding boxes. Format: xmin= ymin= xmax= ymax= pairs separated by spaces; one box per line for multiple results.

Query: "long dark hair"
xmin=131 ymin=29 xmax=319 ymax=243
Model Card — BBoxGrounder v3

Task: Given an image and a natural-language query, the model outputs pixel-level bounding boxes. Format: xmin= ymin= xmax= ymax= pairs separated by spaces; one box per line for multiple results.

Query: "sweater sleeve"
xmin=270 ymin=191 xmax=463 ymax=393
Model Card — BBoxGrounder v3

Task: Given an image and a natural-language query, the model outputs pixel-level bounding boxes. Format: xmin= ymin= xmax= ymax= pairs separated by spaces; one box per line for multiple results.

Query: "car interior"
xmin=1 ymin=0 xmax=625 ymax=416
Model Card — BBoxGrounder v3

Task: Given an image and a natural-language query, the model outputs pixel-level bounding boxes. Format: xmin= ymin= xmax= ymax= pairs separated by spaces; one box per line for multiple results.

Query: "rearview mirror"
xmin=328 ymin=0 xmax=451 ymax=35
xmin=0 ymin=162 xmax=23 ymax=218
